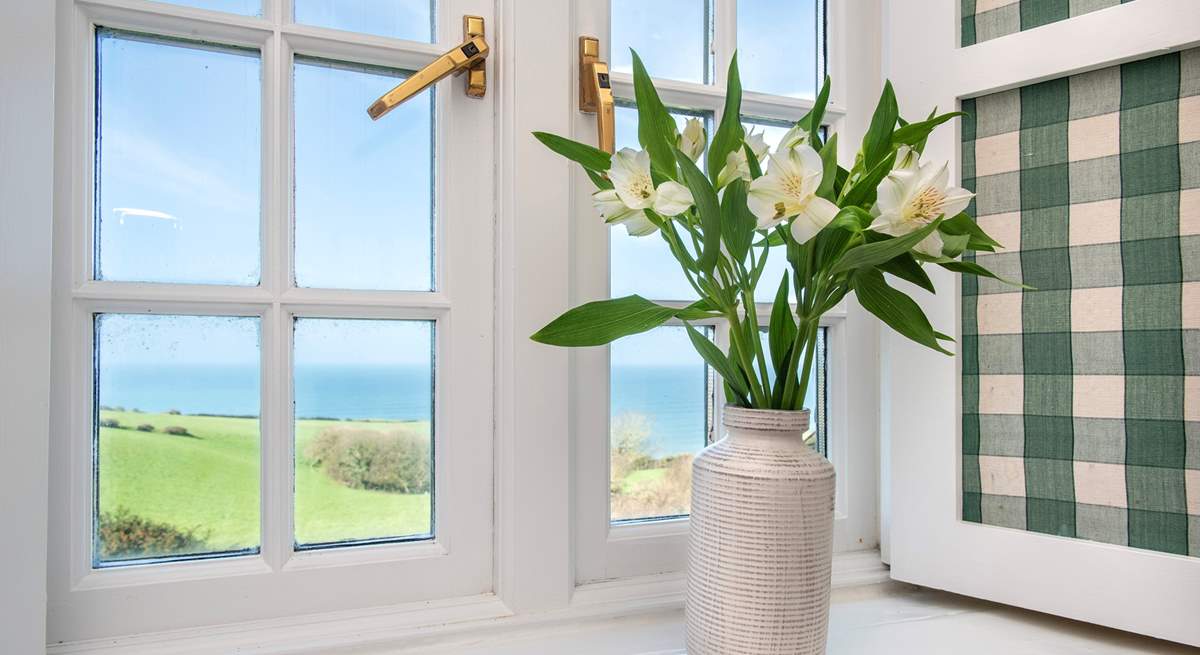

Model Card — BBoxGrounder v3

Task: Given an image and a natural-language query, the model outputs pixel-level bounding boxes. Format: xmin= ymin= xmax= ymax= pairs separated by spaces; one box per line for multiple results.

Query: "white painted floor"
xmin=398 ymin=583 xmax=1195 ymax=654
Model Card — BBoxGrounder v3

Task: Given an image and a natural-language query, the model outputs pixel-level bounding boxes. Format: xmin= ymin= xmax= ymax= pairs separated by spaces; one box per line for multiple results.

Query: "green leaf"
xmin=799 ymin=75 xmax=831 ymax=147
xmin=851 ymin=269 xmax=952 ymax=355
xmin=940 ymin=212 xmax=1003 ymax=251
xmin=708 ymin=53 xmax=745 ymax=181
xmin=720 ymin=178 xmax=756 ymax=264
xmin=939 ymin=260 xmax=1031 ymax=289
xmin=878 ymin=252 xmax=935 ymax=293
xmin=817 ymin=133 xmax=839 ymax=200
xmin=675 ymin=298 xmax=724 ymax=320
xmin=743 ymin=142 xmax=763 ymax=179
xmin=684 ymin=322 xmax=751 ymax=403
xmin=675 ymin=148 xmax=723 ymax=276
xmin=812 ymin=208 xmax=863 ymax=271
xmin=585 ymin=168 xmax=612 ymax=190
xmin=891 ymin=111 xmax=964 ymax=148
xmin=939 ymin=232 xmax=971 ymax=258
xmin=768 ymin=272 xmax=796 ymax=378
xmin=754 ymin=230 xmax=785 ymax=248
xmin=862 ymin=81 xmax=898 ymax=170
xmin=532 ymin=295 xmax=678 ymax=347
xmin=831 ymin=218 xmax=942 ymax=274
xmin=840 ymin=151 xmax=896 ymax=208
xmin=533 ymin=131 xmax=612 ymax=172
xmin=630 ymin=50 xmax=679 ymax=180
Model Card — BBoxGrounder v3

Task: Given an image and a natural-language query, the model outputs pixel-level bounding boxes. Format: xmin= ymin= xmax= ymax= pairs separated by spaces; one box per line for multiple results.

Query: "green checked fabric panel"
xmin=960 ymin=47 xmax=1200 ymax=557
xmin=962 ymin=0 xmax=1136 ymax=47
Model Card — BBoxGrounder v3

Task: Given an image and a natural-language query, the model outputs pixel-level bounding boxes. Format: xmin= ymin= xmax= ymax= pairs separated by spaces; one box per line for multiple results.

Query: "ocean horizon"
xmin=98 ymin=362 xmax=714 ymax=456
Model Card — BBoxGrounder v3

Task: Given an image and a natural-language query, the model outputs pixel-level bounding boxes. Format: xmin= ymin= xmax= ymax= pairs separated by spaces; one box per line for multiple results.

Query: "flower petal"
xmin=616 ymin=211 xmax=659 ymax=237
xmin=748 ymin=175 xmax=790 ymax=228
xmin=914 ymin=232 xmax=944 ymax=257
xmin=940 ymin=186 xmax=975 ymax=218
xmin=653 ymin=181 xmax=695 ymax=216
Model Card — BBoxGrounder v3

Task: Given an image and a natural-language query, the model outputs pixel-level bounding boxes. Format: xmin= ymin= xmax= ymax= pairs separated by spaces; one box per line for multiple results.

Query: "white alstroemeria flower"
xmin=592 ymin=189 xmax=657 ymax=236
xmin=745 ymin=127 xmax=770 ymax=161
xmin=869 ymin=160 xmax=974 ymax=257
xmin=747 ymin=144 xmax=840 ymax=243
xmin=893 ymin=144 xmax=919 ymax=171
xmin=677 ymin=118 xmax=706 ymax=162
xmin=593 ymin=148 xmax=696 ymax=236
xmin=777 ymin=123 xmax=810 ymax=151
xmin=715 ymin=128 xmax=771 ymax=189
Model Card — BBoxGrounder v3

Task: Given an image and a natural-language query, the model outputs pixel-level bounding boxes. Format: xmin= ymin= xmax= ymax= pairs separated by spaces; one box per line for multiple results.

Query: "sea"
xmin=98 ymin=363 xmax=712 ymax=456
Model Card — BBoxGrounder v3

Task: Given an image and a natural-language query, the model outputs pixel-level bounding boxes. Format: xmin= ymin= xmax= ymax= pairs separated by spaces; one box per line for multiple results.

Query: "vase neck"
xmin=721 ymin=406 xmax=810 ymax=442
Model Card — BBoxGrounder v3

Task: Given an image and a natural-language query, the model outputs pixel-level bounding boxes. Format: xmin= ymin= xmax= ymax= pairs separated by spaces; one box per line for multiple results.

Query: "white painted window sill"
xmin=393 ymin=582 xmax=1193 ymax=655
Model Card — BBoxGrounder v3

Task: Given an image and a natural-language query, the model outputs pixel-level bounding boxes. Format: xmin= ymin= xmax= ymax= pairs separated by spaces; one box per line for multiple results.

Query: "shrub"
xmin=610 ymin=412 xmax=652 ymax=492
xmin=305 ymin=427 xmax=431 ymax=494
xmin=167 ymin=409 xmax=182 ymax=415
xmin=163 ymin=425 xmax=189 ymax=436
xmin=136 ymin=424 xmax=155 ymax=432
xmin=611 ymin=455 xmax=694 ymax=520
xmin=99 ymin=418 xmax=122 ymax=429
xmin=97 ymin=508 xmax=208 ymax=560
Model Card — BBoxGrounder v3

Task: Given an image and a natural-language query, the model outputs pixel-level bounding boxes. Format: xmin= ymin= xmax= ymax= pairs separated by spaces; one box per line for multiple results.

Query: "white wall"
xmin=0 ymin=0 xmax=56 ymax=652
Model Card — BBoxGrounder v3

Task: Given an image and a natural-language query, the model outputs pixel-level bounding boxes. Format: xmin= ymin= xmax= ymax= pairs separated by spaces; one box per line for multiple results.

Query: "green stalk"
xmin=726 ymin=309 xmax=770 ymax=408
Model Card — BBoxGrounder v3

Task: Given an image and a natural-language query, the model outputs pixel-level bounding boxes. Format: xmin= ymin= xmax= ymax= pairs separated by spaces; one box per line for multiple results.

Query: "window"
xmin=576 ymin=0 xmax=857 ymax=585
xmin=52 ymin=0 xmax=493 ymax=638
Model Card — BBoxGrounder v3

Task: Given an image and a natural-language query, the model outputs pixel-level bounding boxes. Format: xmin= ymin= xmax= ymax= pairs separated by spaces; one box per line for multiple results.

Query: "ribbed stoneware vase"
xmin=685 ymin=406 xmax=837 ymax=655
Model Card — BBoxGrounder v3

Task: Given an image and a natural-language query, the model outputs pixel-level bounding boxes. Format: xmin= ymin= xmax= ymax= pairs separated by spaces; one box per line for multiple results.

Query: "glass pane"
xmin=610 ymin=104 xmax=709 ymax=301
xmin=152 ymin=0 xmax=260 ymax=15
xmin=611 ymin=0 xmax=709 ymax=83
xmin=294 ymin=58 xmax=434 ymax=291
xmin=294 ymin=0 xmax=434 ymax=42
xmin=738 ymin=0 xmax=819 ymax=98
xmin=611 ymin=326 xmax=711 ymax=522
xmin=294 ymin=318 xmax=434 ymax=547
xmin=95 ymin=30 xmax=261 ymax=286
xmin=757 ymin=326 xmax=827 ymax=454
xmin=94 ymin=314 xmax=260 ymax=565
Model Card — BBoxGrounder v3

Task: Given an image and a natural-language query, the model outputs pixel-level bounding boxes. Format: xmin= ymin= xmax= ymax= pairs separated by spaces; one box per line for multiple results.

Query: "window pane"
xmin=610 ymin=104 xmax=709 ymax=301
xmin=611 ymin=326 xmax=711 ymax=522
xmin=94 ymin=314 xmax=260 ymax=565
xmin=294 ymin=0 xmax=434 ymax=42
xmin=294 ymin=319 xmax=434 ymax=547
xmin=152 ymin=0 xmax=260 ymax=15
xmin=757 ymin=326 xmax=827 ymax=455
xmin=294 ymin=59 xmax=433 ymax=291
xmin=611 ymin=0 xmax=709 ymax=83
xmin=738 ymin=0 xmax=819 ymax=98
xmin=96 ymin=30 xmax=261 ymax=286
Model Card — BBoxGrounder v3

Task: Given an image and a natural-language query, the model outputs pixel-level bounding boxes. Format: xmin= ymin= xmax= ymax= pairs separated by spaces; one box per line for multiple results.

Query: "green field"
xmin=97 ymin=410 xmax=431 ymax=554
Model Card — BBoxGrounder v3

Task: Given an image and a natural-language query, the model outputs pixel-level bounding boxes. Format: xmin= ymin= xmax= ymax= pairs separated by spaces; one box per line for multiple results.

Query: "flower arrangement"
xmin=531 ymin=52 xmax=1013 ymax=411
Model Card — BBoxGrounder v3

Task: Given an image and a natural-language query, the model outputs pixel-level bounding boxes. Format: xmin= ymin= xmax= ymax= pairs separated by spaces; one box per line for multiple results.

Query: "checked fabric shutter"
xmin=960 ymin=49 xmax=1199 ymax=557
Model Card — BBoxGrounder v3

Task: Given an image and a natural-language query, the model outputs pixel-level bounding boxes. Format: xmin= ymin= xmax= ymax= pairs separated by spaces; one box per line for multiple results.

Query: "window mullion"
xmin=711 ymin=0 xmax=735 ymax=89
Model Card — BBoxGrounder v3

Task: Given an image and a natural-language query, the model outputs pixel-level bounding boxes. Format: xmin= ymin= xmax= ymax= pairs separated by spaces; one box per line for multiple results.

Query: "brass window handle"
xmin=368 ymin=16 xmax=489 ymax=121
xmin=579 ymin=36 xmax=614 ymax=154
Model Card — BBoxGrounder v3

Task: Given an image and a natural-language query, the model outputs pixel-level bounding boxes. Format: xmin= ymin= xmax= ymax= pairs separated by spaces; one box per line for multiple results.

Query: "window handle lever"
xmin=579 ymin=36 xmax=614 ymax=154
xmin=368 ymin=16 xmax=489 ymax=121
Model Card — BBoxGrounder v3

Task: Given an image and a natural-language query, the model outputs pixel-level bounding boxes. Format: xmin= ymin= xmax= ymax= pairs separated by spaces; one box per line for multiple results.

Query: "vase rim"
xmin=722 ymin=405 xmax=811 ymax=432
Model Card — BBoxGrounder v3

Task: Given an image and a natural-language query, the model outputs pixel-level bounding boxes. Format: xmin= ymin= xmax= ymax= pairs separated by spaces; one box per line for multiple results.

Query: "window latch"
xmin=578 ymin=36 xmax=614 ymax=154
xmin=368 ymin=15 xmax=488 ymax=120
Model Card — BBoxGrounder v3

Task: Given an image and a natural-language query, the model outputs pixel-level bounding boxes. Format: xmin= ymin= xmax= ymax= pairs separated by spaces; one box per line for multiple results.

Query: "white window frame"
xmin=47 ymin=0 xmax=495 ymax=642
xmin=570 ymin=0 xmax=884 ymax=584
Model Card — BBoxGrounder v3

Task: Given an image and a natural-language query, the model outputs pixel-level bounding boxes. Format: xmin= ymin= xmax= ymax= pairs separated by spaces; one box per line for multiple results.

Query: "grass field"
xmin=97 ymin=410 xmax=432 ymax=555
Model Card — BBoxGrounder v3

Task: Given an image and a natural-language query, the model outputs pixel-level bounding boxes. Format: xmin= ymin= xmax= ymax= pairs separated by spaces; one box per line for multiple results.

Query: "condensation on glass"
xmin=294 ymin=0 xmax=435 ymax=43
xmin=610 ymin=103 xmax=712 ymax=302
xmin=610 ymin=0 xmax=711 ymax=83
xmin=292 ymin=318 xmax=435 ymax=548
xmin=95 ymin=30 xmax=261 ymax=286
xmin=93 ymin=314 xmax=261 ymax=566
xmin=610 ymin=326 xmax=713 ymax=523
xmin=737 ymin=0 xmax=822 ymax=98
xmin=293 ymin=57 xmax=434 ymax=291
